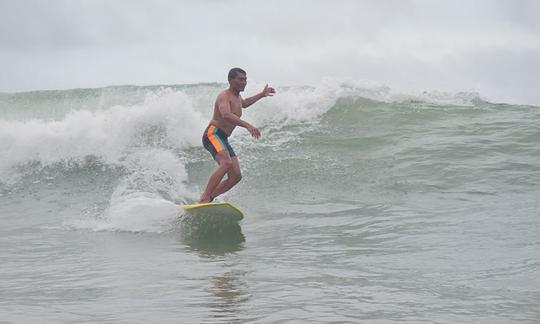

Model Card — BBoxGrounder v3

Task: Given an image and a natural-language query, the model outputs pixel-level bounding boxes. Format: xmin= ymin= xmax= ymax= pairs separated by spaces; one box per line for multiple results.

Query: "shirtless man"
xmin=199 ymin=68 xmax=275 ymax=203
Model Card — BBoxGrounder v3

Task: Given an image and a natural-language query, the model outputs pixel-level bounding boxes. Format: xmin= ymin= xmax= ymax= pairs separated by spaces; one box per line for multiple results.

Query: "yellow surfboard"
xmin=181 ymin=201 xmax=244 ymax=221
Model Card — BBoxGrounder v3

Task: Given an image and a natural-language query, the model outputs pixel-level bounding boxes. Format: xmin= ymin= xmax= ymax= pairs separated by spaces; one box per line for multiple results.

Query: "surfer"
xmin=199 ymin=68 xmax=275 ymax=203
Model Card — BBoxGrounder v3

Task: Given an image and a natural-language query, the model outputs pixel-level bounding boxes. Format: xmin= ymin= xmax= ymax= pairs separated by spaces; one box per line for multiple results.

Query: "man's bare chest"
xmin=230 ymin=98 xmax=242 ymax=117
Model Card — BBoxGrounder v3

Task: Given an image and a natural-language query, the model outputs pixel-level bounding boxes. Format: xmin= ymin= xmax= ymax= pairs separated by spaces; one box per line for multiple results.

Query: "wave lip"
xmin=0 ymin=88 xmax=205 ymax=180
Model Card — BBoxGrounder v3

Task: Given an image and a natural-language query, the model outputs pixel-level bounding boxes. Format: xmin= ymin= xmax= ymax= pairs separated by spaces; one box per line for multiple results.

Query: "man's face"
xmin=230 ymin=73 xmax=247 ymax=92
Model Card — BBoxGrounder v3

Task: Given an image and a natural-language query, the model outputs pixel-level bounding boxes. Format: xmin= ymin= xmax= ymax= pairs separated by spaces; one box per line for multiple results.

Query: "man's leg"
xmin=210 ymin=156 xmax=242 ymax=199
xmin=199 ymin=151 xmax=232 ymax=203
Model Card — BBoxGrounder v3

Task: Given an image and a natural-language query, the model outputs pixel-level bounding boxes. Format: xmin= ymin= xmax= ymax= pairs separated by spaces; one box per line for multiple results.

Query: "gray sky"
xmin=1 ymin=0 xmax=539 ymax=105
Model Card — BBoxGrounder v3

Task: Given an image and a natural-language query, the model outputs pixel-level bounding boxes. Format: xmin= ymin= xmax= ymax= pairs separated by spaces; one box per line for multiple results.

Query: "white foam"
xmin=0 ymin=88 xmax=205 ymax=180
xmin=67 ymin=149 xmax=191 ymax=233
xmin=100 ymin=191 xmax=180 ymax=233
xmin=69 ymin=192 xmax=180 ymax=233
xmin=0 ymin=88 xmax=205 ymax=232
xmin=248 ymin=78 xmax=391 ymax=128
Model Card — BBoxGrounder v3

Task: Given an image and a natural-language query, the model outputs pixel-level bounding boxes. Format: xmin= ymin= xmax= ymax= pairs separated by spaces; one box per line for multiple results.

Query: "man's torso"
xmin=209 ymin=90 xmax=242 ymax=135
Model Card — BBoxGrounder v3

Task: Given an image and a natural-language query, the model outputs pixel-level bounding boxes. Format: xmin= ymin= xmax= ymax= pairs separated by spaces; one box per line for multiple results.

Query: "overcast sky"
xmin=1 ymin=0 xmax=539 ymax=105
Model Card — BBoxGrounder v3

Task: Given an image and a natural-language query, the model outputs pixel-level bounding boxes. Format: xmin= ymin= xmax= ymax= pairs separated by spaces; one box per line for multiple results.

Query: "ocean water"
xmin=1 ymin=80 xmax=539 ymax=323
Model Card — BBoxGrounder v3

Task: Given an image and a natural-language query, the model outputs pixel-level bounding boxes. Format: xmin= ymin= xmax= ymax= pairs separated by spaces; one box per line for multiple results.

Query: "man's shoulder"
xmin=217 ymin=89 xmax=232 ymax=98
xmin=214 ymin=91 xmax=229 ymax=105
xmin=217 ymin=90 xmax=242 ymax=104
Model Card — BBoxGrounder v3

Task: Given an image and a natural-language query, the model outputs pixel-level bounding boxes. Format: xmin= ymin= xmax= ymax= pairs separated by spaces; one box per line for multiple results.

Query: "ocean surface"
xmin=1 ymin=80 xmax=539 ymax=323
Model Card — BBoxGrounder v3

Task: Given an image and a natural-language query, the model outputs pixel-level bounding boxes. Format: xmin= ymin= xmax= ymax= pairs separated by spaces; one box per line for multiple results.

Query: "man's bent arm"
xmin=218 ymin=96 xmax=252 ymax=129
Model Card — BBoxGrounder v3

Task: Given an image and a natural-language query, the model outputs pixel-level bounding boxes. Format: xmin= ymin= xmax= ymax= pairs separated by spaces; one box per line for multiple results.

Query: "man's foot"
xmin=198 ymin=195 xmax=214 ymax=204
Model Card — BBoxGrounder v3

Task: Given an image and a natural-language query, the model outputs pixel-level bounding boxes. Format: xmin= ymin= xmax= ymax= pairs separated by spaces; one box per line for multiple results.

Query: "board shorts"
xmin=202 ymin=125 xmax=236 ymax=159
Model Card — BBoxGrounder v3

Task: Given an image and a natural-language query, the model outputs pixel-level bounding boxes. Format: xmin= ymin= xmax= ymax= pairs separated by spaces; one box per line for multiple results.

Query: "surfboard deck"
xmin=181 ymin=201 xmax=244 ymax=221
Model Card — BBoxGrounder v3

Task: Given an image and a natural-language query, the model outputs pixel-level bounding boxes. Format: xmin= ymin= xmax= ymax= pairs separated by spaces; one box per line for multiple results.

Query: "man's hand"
xmin=246 ymin=124 xmax=261 ymax=139
xmin=261 ymin=84 xmax=276 ymax=97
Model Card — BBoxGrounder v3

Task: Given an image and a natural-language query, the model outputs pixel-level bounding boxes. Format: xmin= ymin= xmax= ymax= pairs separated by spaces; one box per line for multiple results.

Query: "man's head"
xmin=228 ymin=67 xmax=247 ymax=92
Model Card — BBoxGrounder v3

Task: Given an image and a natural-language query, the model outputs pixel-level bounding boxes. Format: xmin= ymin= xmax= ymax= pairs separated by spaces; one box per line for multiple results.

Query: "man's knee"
xmin=232 ymin=173 xmax=242 ymax=184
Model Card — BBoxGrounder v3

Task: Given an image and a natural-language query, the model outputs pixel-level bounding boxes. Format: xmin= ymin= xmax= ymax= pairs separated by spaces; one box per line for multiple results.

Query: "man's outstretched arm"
xmin=242 ymin=84 xmax=275 ymax=108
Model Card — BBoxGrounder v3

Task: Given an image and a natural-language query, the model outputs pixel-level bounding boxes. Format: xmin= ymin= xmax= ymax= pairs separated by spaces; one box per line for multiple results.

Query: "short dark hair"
xmin=228 ymin=67 xmax=246 ymax=81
